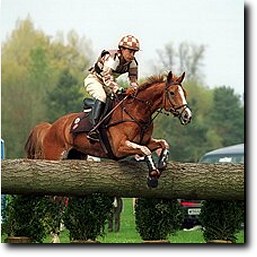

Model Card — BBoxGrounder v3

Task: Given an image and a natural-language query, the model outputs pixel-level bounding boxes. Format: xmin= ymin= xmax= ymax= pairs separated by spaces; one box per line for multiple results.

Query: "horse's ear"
xmin=167 ymin=71 xmax=173 ymax=84
xmin=177 ymin=72 xmax=185 ymax=84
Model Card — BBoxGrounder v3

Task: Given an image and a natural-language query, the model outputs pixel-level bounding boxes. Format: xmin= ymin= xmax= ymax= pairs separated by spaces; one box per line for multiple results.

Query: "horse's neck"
xmin=137 ymin=83 xmax=164 ymax=113
xmin=120 ymin=83 xmax=164 ymax=123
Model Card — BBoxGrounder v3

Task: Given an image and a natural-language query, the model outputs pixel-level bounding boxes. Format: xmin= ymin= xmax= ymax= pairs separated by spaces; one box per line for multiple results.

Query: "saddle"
xmin=70 ymin=97 xmax=113 ymax=134
xmin=70 ymin=98 xmax=95 ymax=134
xmin=70 ymin=96 xmax=119 ymax=160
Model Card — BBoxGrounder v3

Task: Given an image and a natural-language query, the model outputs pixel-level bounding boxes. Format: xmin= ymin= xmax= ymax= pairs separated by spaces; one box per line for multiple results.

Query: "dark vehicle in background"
xmin=180 ymin=143 xmax=244 ymax=230
xmin=199 ymin=143 xmax=244 ymax=164
xmin=179 ymin=199 xmax=202 ymax=230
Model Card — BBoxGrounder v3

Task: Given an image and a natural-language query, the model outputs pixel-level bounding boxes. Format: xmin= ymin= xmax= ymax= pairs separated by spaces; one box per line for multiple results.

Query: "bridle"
xmin=163 ymin=81 xmax=191 ymax=119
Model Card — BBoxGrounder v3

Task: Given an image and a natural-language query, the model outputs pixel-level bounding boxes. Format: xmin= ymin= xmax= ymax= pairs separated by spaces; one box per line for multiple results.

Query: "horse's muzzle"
xmin=179 ymin=107 xmax=192 ymax=125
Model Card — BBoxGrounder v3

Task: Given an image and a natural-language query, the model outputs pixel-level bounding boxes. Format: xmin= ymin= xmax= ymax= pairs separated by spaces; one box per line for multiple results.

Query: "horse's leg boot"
xmin=145 ymin=155 xmax=160 ymax=188
xmin=158 ymin=149 xmax=169 ymax=171
xmin=87 ymin=99 xmax=105 ymax=141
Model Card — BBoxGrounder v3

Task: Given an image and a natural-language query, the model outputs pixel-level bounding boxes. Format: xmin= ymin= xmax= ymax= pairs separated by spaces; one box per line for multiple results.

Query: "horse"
xmin=25 ymin=71 xmax=192 ymax=188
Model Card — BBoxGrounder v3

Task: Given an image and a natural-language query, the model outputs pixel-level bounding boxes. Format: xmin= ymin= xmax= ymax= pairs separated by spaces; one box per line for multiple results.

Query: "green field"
xmin=1 ymin=198 xmax=245 ymax=244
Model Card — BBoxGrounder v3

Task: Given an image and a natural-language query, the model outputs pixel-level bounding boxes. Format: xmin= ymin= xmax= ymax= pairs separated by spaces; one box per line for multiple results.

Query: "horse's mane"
xmin=138 ymin=74 xmax=166 ymax=91
xmin=138 ymin=73 xmax=182 ymax=91
xmin=138 ymin=72 xmax=187 ymax=96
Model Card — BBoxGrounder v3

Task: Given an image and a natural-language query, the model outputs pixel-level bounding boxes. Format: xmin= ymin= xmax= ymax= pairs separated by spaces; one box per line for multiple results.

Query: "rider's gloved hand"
xmin=126 ymin=86 xmax=138 ymax=96
xmin=116 ymin=87 xmax=125 ymax=95
xmin=126 ymin=82 xmax=138 ymax=96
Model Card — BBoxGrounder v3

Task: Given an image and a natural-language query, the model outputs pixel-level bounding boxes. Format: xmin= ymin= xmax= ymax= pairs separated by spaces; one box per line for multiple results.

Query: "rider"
xmin=84 ymin=35 xmax=140 ymax=141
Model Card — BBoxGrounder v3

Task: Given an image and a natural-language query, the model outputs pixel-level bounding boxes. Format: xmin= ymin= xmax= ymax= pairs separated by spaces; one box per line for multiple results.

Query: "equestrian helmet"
xmin=118 ymin=35 xmax=140 ymax=51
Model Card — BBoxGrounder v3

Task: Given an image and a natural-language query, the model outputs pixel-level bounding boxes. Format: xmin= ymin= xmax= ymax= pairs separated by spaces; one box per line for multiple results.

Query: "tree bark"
xmin=1 ymin=159 xmax=244 ymax=200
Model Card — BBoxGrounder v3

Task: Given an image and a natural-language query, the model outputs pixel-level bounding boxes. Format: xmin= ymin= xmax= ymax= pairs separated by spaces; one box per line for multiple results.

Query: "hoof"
xmin=149 ymin=169 xmax=161 ymax=179
xmin=147 ymin=176 xmax=159 ymax=188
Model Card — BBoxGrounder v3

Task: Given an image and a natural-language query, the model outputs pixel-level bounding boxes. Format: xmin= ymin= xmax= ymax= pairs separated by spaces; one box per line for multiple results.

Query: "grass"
xmin=1 ymin=198 xmax=245 ymax=244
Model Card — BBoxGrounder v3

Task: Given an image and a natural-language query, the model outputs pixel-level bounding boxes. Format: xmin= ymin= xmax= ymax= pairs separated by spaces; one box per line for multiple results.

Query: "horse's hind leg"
xmin=42 ymin=140 xmax=68 ymax=160
xmin=44 ymin=147 xmax=67 ymax=160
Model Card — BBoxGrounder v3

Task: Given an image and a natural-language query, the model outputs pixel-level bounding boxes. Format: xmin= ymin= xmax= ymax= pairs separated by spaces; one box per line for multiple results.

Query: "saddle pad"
xmin=70 ymin=111 xmax=93 ymax=134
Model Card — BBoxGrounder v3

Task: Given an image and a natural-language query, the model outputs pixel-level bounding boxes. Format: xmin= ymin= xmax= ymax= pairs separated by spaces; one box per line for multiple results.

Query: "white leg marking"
xmin=151 ymin=138 xmax=169 ymax=149
xmin=146 ymin=155 xmax=156 ymax=169
xmin=125 ymin=140 xmax=151 ymax=156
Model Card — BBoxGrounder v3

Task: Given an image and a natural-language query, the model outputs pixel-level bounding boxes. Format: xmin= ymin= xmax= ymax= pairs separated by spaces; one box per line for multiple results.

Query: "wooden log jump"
xmin=1 ymin=159 xmax=244 ymax=200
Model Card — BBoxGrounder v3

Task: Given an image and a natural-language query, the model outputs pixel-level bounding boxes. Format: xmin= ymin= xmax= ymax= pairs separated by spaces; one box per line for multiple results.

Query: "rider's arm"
xmin=128 ymin=60 xmax=139 ymax=88
xmin=102 ymin=55 xmax=120 ymax=93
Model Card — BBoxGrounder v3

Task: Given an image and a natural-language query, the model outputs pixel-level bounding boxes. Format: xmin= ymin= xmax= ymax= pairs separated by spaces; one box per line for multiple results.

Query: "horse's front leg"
xmin=145 ymin=155 xmax=161 ymax=188
xmin=117 ymin=140 xmax=161 ymax=188
xmin=147 ymin=138 xmax=170 ymax=171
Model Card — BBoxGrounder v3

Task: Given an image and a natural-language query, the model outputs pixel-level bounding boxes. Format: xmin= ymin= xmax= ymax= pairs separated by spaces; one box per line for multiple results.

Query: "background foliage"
xmin=1 ymin=17 xmax=244 ymax=160
xmin=134 ymin=198 xmax=183 ymax=241
xmin=63 ymin=194 xmax=113 ymax=241
xmin=199 ymin=200 xmax=244 ymax=243
xmin=2 ymin=195 xmax=50 ymax=243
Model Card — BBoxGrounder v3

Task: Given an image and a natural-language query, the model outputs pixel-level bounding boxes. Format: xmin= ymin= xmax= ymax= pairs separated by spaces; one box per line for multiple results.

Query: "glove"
xmin=126 ymin=87 xmax=138 ymax=96
xmin=116 ymin=87 xmax=125 ymax=95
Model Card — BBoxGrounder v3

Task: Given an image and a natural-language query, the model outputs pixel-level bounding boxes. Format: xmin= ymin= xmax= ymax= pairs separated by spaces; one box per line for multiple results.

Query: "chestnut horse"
xmin=25 ymin=71 xmax=192 ymax=187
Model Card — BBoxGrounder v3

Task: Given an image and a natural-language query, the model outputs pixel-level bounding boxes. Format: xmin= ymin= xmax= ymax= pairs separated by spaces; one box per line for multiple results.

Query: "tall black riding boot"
xmin=87 ymin=99 xmax=105 ymax=141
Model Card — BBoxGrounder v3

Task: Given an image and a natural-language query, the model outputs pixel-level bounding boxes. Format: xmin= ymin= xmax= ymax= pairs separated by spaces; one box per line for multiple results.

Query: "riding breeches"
xmin=84 ymin=73 xmax=107 ymax=103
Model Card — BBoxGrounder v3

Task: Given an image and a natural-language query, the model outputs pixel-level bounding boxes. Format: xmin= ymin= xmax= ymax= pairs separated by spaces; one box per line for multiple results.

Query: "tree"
xmin=1 ymin=17 xmax=92 ymax=158
xmin=1 ymin=18 xmax=50 ymax=158
xmin=27 ymin=46 xmax=53 ymax=124
xmin=177 ymin=42 xmax=205 ymax=81
xmin=207 ymin=86 xmax=244 ymax=146
xmin=154 ymin=42 xmax=205 ymax=82
xmin=46 ymin=69 xmax=84 ymax=122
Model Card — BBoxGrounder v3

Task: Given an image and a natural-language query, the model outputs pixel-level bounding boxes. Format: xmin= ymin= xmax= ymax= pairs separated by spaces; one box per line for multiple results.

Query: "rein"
xmin=104 ymin=96 xmax=153 ymax=143
xmin=90 ymin=95 xmax=129 ymax=132
xmin=106 ymin=94 xmax=163 ymax=144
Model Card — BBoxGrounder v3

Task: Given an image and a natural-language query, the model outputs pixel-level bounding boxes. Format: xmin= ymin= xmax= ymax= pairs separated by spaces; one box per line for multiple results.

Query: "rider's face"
xmin=121 ymin=48 xmax=137 ymax=62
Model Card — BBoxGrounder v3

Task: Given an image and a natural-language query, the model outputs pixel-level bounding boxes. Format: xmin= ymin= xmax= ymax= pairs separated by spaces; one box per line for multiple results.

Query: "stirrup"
xmin=87 ymin=130 xmax=100 ymax=142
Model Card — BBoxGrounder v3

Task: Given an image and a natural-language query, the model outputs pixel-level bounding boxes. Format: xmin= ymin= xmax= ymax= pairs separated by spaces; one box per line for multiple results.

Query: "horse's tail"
xmin=24 ymin=122 xmax=52 ymax=159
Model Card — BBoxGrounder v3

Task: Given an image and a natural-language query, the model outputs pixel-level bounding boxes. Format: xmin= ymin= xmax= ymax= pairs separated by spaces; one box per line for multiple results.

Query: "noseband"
xmin=164 ymin=82 xmax=190 ymax=118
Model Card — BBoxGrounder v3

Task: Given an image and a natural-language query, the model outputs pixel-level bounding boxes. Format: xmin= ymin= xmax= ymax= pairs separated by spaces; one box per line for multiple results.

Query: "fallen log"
xmin=1 ymin=159 xmax=244 ymax=200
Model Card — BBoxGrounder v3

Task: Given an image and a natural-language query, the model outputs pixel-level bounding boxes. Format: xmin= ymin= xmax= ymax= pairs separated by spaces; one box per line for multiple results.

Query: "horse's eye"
xmin=169 ymin=91 xmax=175 ymax=96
